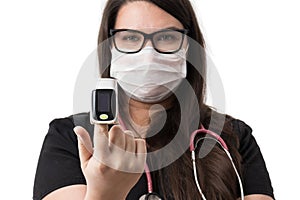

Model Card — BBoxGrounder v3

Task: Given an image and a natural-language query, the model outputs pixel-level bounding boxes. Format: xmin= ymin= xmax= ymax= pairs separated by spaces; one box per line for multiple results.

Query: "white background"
xmin=0 ymin=0 xmax=299 ymax=199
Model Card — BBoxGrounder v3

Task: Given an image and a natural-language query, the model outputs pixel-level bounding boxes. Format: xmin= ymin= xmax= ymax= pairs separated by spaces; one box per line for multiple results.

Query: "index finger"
xmin=94 ymin=124 xmax=109 ymax=137
xmin=93 ymin=124 xmax=109 ymax=154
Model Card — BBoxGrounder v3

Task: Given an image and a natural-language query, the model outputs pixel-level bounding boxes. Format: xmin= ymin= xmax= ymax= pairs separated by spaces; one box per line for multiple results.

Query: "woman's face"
xmin=115 ymin=1 xmax=184 ymax=36
xmin=112 ymin=1 xmax=188 ymax=108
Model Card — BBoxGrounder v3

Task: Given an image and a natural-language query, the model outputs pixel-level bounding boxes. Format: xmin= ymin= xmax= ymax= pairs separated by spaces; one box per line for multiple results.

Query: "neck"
xmin=128 ymin=96 xmax=174 ymax=126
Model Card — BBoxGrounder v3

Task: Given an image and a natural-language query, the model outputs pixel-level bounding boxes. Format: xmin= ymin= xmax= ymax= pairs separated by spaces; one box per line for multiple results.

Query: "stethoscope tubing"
xmin=118 ymin=116 xmax=244 ymax=199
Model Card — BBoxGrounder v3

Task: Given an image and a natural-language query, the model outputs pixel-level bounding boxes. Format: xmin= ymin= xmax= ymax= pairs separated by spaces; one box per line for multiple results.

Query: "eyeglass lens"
xmin=113 ymin=30 xmax=184 ymax=53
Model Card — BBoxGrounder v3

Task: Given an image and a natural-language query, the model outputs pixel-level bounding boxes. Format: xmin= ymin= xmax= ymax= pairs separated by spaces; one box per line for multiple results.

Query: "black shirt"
xmin=33 ymin=113 xmax=274 ymax=199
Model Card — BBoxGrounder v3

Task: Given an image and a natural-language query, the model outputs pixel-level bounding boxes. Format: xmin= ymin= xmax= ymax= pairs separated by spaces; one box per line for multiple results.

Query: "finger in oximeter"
xmin=90 ymin=78 xmax=118 ymax=124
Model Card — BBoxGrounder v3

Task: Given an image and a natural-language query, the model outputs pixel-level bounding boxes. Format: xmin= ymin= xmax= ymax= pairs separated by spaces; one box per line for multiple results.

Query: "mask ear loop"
xmin=190 ymin=125 xmax=244 ymax=200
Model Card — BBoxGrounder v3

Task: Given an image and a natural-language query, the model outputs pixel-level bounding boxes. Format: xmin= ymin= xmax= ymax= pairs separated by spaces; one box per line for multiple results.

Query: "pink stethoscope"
xmin=119 ymin=117 xmax=244 ymax=200
xmin=189 ymin=125 xmax=244 ymax=200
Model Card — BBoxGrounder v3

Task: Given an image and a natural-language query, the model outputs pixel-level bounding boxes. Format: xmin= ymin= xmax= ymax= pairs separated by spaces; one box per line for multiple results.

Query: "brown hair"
xmin=98 ymin=0 xmax=242 ymax=199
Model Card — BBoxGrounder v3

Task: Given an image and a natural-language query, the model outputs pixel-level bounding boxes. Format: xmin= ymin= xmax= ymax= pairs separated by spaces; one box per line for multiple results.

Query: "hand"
xmin=73 ymin=124 xmax=147 ymax=200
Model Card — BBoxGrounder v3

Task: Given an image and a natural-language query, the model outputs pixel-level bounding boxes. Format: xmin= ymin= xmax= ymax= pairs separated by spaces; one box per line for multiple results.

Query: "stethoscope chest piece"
xmin=139 ymin=193 xmax=163 ymax=200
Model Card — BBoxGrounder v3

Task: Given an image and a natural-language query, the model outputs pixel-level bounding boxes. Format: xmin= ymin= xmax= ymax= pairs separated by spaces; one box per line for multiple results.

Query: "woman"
xmin=33 ymin=0 xmax=274 ymax=199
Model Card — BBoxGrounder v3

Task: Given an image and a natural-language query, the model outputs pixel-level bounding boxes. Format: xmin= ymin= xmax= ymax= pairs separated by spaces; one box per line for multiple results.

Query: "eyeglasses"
xmin=110 ymin=29 xmax=188 ymax=54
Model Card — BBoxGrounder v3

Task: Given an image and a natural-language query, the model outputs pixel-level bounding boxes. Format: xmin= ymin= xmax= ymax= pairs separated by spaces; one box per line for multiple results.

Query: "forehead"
xmin=114 ymin=1 xmax=184 ymax=30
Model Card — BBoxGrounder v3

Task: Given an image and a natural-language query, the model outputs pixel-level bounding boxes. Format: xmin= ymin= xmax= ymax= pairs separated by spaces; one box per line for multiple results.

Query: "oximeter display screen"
xmin=92 ymin=89 xmax=116 ymax=122
xmin=98 ymin=92 xmax=110 ymax=113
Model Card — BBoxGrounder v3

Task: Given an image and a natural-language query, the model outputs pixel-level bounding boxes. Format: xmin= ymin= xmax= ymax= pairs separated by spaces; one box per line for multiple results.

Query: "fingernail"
xmin=73 ymin=126 xmax=81 ymax=133
xmin=73 ymin=127 xmax=83 ymax=141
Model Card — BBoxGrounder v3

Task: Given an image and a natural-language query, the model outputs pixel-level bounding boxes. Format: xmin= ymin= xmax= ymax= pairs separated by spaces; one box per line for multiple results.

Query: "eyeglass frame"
xmin=109 ymin=28 xmax=189 ymax=54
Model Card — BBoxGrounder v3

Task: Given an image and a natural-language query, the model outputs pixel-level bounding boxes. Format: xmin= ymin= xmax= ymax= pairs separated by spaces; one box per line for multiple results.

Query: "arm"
xmin=244 ymin=194 xmax=274 ymax=200
xmin=42 ymin=125 xmax=146 ymax=200
xmin=33 ymin=116 xmax=146 ymax=200
xmin=234 ymin=120 xmax=275 ymax=199
xmin=33 ymin=117 xmax=88 ymax=200
xmin=43 ymin=185 xmax=86 ymax=200
xmin=43 ymin=188 xmax=275 ymax=200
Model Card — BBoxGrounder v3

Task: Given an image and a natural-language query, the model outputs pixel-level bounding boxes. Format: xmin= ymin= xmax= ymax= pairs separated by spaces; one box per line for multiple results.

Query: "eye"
xmin=154 ymin=31 xmax=181 ymax=43
xmin=121 ymin=34 xmax=142 ymax=42
xmin=157 ymin=34 xmax=176 ymax=41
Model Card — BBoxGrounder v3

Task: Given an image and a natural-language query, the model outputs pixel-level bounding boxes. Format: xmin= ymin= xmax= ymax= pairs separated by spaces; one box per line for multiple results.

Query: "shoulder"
xmin=49 ymin=112 xmax=91 ymax=131
xmin=231 ymin=119 xmax=254 ymax=150
xmin=47 ymin=115 xmax=74 ymax=138
xmin=39 ymin=112 xmax=92 ymax=162
xmin=47 ymin=112 xmax=92 ymax=139
xmin=230 ymin=118 xmax=261 ymax=163
xmin=42 ymin=112 xmax=94 ymax=154
xmin=229 ymin=118 xmax=263 ymax=165
xmin=230 ymin=118 xmax=253 ymax=140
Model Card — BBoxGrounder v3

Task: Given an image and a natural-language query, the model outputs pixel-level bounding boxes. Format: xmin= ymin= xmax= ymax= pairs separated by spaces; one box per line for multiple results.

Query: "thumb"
xmin=73 ymin=126 xmax=94 ymax=166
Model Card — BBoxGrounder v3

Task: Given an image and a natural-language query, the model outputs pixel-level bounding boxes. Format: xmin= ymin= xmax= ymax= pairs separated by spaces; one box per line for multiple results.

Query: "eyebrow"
xmin=164 ymin=26 xmax=184 ymax=30
xmin=127 ymin=26 xmax=184 ymax=31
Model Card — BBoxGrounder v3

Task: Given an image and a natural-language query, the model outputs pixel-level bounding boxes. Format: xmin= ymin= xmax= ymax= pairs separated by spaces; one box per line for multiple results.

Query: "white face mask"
xmin=110 ymin=47 xmax=187 ymax=103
